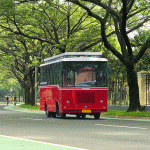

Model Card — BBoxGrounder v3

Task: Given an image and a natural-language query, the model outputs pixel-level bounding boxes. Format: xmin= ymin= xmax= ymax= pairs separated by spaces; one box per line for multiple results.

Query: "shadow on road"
xmin=44 ymin=116 xmax=106 ymax=121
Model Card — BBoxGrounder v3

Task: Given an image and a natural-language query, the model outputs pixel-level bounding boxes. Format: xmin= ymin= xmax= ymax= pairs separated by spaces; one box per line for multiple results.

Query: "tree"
xmin=0 ymin=62 xmax=21 ymax=100
xmin=132 ymin=30 xmax=150 ymax=71
xmin=0 ymin=1 xmax=57 ymax=105
xmin=0 ymin=0 xmax=106 ymax=105
xmin=0 ymin=31 xmax=50 ymax=105
xmin=66 ymin=0 xmax=150 ymax=111
xmin=0 ymin=0 xmax=120 ymax=54
xmin=1 ymin=0 xmax=149 ymax=110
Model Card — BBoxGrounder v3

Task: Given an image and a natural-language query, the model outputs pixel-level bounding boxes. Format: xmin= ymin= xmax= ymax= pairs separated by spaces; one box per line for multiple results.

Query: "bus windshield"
xmin=62 ymin=61 xmax=107 ymax=87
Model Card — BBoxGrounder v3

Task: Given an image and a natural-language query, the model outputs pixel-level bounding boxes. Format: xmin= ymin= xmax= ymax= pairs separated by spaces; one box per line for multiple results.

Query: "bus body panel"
xmin=40 ymin=85 xmax=59 ymax=112
xmin=40 ymin=86 xmax=108 ymax=114
xmin=59 ymin=88 xmax=108 ymax=114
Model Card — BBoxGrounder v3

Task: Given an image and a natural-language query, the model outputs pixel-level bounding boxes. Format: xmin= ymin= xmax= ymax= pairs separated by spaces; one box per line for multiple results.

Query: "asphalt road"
xmin=0 ymin=104 xmax=150 ymax=150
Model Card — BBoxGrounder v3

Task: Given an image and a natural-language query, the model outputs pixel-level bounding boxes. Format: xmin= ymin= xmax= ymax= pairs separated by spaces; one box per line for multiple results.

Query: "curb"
xmin=4 ymin=105 xmax=45 ymax=114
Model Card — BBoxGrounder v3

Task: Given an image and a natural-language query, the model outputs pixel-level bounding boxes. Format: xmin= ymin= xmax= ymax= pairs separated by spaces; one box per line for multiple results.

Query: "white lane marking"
xmin=101 ymin=117 xmax=150 ymax=122
xmin=21 ymin=118 xmax=43 ymax=121
xmin=95 ymin=124 xmax=147 ymax=130
xmin=0 ymin=135 xmax=88 ymax=150
xmin=91 ymin=132 xmax=144 ymax=135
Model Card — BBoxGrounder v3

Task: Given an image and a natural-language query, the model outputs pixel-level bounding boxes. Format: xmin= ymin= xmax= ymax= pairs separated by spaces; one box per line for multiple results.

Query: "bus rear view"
xmin=40 ymin=52 xmax=108 ymax=119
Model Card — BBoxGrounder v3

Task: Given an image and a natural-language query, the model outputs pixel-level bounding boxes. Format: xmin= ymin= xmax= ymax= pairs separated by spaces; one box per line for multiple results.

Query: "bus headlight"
xmin=66 ymin=100 xmax=70 ymax=103
xmin=84 ymin=105 xmax=87 ymax=108
xmin=100 ymin=100 xmax=104 ymax=103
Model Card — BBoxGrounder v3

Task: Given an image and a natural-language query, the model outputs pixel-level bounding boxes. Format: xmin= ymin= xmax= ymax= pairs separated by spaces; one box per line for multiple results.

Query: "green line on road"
xmin=0 ymin=135 xmax=86 ymax=150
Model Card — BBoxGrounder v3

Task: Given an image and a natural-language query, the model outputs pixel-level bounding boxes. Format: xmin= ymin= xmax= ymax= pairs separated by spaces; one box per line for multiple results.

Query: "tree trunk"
xmin=126 ymin=65 xmax=141 ymax=111
xmin=29 ymin=71 xmax=35 ymax=106
xmin=24 ymin=83 xmax=35 ymax=105
xmin=24 ymin=85 xmax=31 ymax=105
xmin=30 ymin=83 xmax=35 ymax=106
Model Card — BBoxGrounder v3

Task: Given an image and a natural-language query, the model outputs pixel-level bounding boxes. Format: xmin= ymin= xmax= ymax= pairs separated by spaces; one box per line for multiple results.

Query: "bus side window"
xmin=64 ymin=78 xmax=72 ymax=86
xmin=97 ymin=72 xmax=105 ymax=87
xmin=96 ymin=63 xmax=107 ymax=87
xmin=51 ymin=64 xmax=54 ymax=84
xmin=40 ymin=67 xmax=42 ymax=82
xmin=62 ymin=69 xmax=74 ymax=87
xmin=43 ymin=66 xmax=47 ymax=83
xmin=48 ymin=65 xmax=51 ymax=85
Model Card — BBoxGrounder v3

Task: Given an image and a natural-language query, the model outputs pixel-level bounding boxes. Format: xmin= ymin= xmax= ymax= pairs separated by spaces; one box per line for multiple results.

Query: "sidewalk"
xmin=0 ymin=135 xmax=85 ymax=150
xmin=0 ymin=101 xmax=24 ymax=106
xmin=3 ymin=103 xmax=45 ymax=114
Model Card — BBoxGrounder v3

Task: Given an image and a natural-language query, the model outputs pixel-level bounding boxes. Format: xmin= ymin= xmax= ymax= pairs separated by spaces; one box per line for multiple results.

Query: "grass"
xmin=18 ymin=104 xmax=40 ymax=110
xmin=18 ymin=104 xmax=150 ymax=117
xmin=102 ymin=110 xmax=150 ymax=117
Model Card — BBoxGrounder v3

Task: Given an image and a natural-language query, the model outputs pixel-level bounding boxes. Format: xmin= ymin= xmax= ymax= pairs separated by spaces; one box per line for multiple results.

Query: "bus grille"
xmin=77 ymin=92 xmax=95 ymax=104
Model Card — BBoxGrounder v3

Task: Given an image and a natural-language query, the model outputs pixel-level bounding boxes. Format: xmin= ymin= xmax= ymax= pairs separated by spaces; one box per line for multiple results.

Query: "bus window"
xmin=62 ymin=68 xmax=75 ymax=87
xmin=62 ymin=61 xmax=107 ymax=87
xmin=40 ymin=66 xmax=48 ymax=85
xmin=96 ymin=62 xmax=107 ymax=87
xmin=75 ymin=66 xmax=96 ymax=87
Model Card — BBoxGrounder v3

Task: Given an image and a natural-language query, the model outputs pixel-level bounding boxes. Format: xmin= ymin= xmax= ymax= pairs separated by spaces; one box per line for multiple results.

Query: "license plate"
xmin=82 ymin=110 xmax=91 ymax=113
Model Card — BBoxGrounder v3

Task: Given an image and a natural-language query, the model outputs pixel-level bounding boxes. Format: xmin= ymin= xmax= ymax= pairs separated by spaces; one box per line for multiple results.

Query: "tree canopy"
xmin=0 ymin=0 xmax=150 ymax=110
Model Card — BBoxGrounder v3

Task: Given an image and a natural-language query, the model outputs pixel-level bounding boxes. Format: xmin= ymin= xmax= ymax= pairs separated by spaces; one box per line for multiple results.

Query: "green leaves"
xmin=0 ymin=0 xmax=15 ymax=16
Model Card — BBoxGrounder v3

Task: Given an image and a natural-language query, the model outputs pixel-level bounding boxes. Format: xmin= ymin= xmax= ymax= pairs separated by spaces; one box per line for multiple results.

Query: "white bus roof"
xmin=40 ymin=55 xmax=107 ymax=67
xmin=44 ymin=52 xmax=102 ymax=63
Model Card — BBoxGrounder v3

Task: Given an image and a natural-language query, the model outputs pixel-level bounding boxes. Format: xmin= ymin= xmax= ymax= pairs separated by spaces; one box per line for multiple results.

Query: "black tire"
xmin=60 ymin=113 xmax=66 ymax=119
xmin=56 ymin=103 xmax=65 ymax=119
xmin=81 ymin=114 xmax=86 ymax=119
xmin=45 ymin=105 xmax=52 ymax=117
xmin=45 ymin=105 xmax=47 ymax=115
xmin=94 ymin=113 xmax=100 ymax=119
xmin=47 ymin=111 xmax=52 ymax=117
xmin=52 ymin=112 xmax=56 ymax=118
xmin=56 ymin=102 xmax=59 ymax=116
xmin=76 ymin=114 xmax=80 ymax=119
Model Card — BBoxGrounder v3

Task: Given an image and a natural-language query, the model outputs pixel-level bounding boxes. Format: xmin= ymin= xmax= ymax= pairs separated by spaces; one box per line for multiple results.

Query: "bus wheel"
xmin=45 ymin=105 xmax=47 ymax=115
xmin=81 ymin=114 xmax=86 ymax=119
xmin=94 ymin=113 xmax=100 ymax=119
xmin=47 ymin=111 xmax=52 ymax=117
xmin=60 ymin=113 xmax=66 ymax=119
xmin=52 ymin=112 xmax=56 ymax=118
xmin=45 ymin=105 xmax=51 ymax=117
xmin=76 ymin=114 xmax=80 ymax=119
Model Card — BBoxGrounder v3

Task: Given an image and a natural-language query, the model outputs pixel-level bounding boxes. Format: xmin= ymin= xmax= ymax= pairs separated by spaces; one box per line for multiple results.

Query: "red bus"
xmin=40 ymin=52 xmax=108 ymax=119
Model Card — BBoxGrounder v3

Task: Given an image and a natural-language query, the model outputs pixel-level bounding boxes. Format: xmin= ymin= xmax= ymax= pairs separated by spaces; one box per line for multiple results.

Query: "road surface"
xmin=0 ymin=104 xmax=150 ymax=149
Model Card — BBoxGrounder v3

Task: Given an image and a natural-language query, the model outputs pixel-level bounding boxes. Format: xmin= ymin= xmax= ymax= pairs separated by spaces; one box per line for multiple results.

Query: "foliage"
xmin=133 ymin=30 xmax=150 ymax=71
xmin=0 ymin=0 xmax=104 ymax=105
xmin=103 ymin=110 xmax=150 ymax=117
xmin=0 ymin=0 xmax=150 ymax=110
xmin=18 ymin=104 xmax=40 ymax=110
xmin=0 ymin=0 xmax=104 ymax=53
xmin=0 ymin=64 xmax=21 ymax=99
